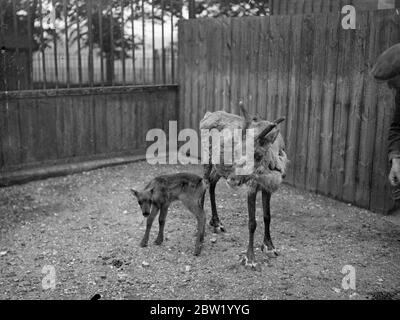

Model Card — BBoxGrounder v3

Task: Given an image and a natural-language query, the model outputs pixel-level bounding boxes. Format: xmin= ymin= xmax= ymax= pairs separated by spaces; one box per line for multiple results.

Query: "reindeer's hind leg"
xmin=242 ymin=188 xmax=258 ymax=269
xmin=181 ymin=196 xmax=206 ymax=256
xmin=204 ymin=164 xmax=225 ymax=233
xmin=154 ymin=204 xmax=169 ymax=245
xmin=261 ymin=189 xmax=279 ymax=257
xmin=209 ymin=178 xmax=226 ymax=233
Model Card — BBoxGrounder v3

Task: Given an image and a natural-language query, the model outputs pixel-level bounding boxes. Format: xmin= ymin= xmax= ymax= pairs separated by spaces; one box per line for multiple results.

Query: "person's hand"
xmin=389 ymin=158 xmax=400 ymax=186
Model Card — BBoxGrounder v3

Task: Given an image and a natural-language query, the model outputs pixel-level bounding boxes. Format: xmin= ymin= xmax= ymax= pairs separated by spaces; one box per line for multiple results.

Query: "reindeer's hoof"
xmin=193 ymin=246 xmax=202 ymax=256
xmin=241 ymin=257 xmax=261 ymax=271
xmin=210 ymin=223 xmax=226 ymax=233
xmin=261 ymin=244 xmax=279 ymax=258
xmin=140 ymin=240 xmax=148 ymax=248
xmin=154 ymin=238 xmax=163 ymax=245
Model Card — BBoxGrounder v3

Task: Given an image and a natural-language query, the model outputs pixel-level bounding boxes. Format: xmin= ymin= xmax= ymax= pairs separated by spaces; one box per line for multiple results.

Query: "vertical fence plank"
xmin=141 ymin=0 xmax=146 ymax=84
xmin=312 ymin=0 xmax=323 ymax=13
xmin=256 ymin=17 xmax=270 ymax=122
xmin=26 ymin=2 xmax=33 ymax=89
xmin=238 ymin=18 xmax=251 ymax=115
xmin=177 ymin=19 xmax=186 ymax=130
xmin=191 ymin=19 xmax=200 ymax=132
xmin=88 ymin=0 xmax=94 ymax=87
xmin=230 ymin=18 xmax=242 ymax=114
xmin=110 ymin=7 xmax=115 ymax=86
xmin=222 ymin=18 xmax=232 ymax=112
xmin=294 ymin=14 xmax=314 ymax=189
xmin=342 ymin=11 xmax=369 ymax=203
xmin=12 ymin=0 xmax=20 ymax=90
xmin=152 ymin=0 xmax=156 ymax=83
xmin=295 ymin=0 xmax=305 ymax=14
xmin=38 ymin=0 xmax=46 ymax=89
xmin=356 ymin=11 xmax=379 ymax=208
xmin=50 ymin=0 xmax=58 ymax=88
xmin=277 ymin=15 xmax=291 ymax=141
xmin=272 ymin=0 xmax=280 ymax=14
xmin=266 ymin=15 xmax=279 ymax=121
xmin=130 ymin=0 xmax=136 ymax=84
xmin=161 ymin=0 xmax=166 ymax=84
xmin=64 ymin=0 xmax=70 ymax=88
xmin=331 ymin=15 xmax=355 ymax=200
xmin=120 ymin=0 xmax=126 ymax=85
xmin=305 ymin=13 xmax=327 ymax=192
xmin=76 ymin=5 xmax=83 ymax=86
xmin=247 ymin=17 xmax=260 ymax=116
xmin=284 ymin=14 xmax=302 ymax=185
xmin=318 ymin=12 xmax=340 ymax=195
xmin=170 ymin=0 xmax=175 ymax=83
xmin=287 ymin=0 xmax=296 ymax=14
xmin=99 ymin=1 xmax=104 ymax=86
xmin=196 ymin=18 xmax=207 ymax=132
xmin=321 ymin=0 xmax=331 ymax=12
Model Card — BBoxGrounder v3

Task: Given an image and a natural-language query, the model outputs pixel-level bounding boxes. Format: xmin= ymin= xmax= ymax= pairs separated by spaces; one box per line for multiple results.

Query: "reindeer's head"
xmin=254 ymin=118 xmax=287 ymax=175
xmin=130 ymin=188 xmax=154 ymax=217
xmin=228 ymin=102 xmax=288 ymax=192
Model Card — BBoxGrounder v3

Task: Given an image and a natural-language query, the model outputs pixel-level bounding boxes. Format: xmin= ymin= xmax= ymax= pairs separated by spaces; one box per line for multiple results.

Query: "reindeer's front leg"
xmin=243 ymin=188 xmax=258 ymax=269
xmin=140 ymin=206 xmax=159 ymax=247
xmin=261 ymin=189 xmax=279 ymax=257
xmin=154 ymin=204 xmax=169 ymax=245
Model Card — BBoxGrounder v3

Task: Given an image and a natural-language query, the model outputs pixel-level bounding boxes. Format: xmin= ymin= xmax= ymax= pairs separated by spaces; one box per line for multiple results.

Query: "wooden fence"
xmin=178 ymin=9 xmax=400 ymax=214
xmin=0 ymin=85 xmax=179 ymax=185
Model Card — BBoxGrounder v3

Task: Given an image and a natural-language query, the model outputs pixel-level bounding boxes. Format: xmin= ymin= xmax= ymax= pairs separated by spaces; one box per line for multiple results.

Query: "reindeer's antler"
xmin=274 ymin=117 xmax=285 ymax=126
xmin=239 ymin=100 xmax=252 ymax=130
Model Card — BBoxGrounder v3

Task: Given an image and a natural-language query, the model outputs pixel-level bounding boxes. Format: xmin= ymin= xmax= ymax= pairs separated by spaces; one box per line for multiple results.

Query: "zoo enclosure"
xmin=0 ymin=0 xmax=182 ymax=184
xmin=178 ymin=9 xmax=400 ymax=214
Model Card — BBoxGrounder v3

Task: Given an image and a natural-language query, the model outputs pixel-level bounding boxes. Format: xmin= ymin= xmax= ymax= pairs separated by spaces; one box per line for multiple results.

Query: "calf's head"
xmin=130 ymin=188 xmax=153 ymax=217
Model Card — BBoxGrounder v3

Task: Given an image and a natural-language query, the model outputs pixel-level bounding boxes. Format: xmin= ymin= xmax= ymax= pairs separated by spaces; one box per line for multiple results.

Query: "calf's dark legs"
xmin=140 ymin=206 xmax=159 ymax=247
xmin=154 ymin=204 xmax=169 ymax=245
xmin=181 ymin=198 xmax=207 ymax=256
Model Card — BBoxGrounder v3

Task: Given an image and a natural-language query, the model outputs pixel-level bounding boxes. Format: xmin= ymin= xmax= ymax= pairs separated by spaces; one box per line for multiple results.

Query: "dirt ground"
xmin=0 ymin=161 xmax=399 ymax=300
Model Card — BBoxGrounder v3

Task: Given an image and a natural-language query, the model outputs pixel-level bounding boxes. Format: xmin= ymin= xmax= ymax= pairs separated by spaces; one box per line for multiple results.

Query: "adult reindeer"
xmin=200 ymin=103 xmax=288 ymax=269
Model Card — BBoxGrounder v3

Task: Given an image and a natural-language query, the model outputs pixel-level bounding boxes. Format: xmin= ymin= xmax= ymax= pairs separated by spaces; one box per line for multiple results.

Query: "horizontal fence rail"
xmin=178 ymin=9 xmax=400 ymax=214
xmin=0 ymin=85 xmax=179 ymax=179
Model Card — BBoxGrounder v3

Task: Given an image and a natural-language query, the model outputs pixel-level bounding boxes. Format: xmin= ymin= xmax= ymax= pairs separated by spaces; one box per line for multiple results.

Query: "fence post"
xmin=188 ymin=0 xmax=195 ymax=18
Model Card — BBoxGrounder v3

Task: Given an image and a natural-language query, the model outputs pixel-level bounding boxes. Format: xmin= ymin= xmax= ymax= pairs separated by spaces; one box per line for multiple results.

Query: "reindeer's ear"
xmin=239 ymin=100 xmax=252 ymax=130
xmin=265 ymin=129 xmax=280 ymax=144
xmin=130 ymin=188 xmax=139 ymax=198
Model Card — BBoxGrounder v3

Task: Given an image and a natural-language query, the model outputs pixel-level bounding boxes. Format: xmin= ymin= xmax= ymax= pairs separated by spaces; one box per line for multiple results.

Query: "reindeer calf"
xmin=130 ymin=173 xmax=207 ymax=256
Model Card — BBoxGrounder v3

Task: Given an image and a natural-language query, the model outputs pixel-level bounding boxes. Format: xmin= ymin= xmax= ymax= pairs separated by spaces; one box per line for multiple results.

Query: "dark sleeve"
xmin=388 ymin=89 xmax=400 ymax=162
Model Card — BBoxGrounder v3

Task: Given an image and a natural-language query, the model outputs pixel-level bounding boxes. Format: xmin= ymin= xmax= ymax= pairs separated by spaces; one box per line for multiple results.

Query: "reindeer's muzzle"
xmin=268 ymin=163 xmax=286 ymax=179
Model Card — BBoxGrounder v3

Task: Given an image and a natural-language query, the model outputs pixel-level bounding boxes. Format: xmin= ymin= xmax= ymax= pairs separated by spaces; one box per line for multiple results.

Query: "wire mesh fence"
xmin=0 ymin=0 xmax=182 ymax=91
